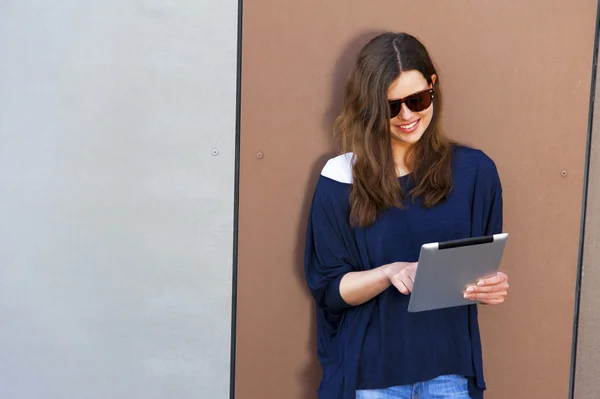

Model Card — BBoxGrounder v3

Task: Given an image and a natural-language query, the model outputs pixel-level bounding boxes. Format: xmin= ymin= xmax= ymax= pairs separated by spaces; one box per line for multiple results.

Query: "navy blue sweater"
xmin=304 ymin=146 xmax=503 ymax=399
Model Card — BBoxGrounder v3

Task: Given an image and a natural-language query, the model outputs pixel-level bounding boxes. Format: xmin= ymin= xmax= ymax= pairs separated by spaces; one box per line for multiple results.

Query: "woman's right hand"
xmin=339 ymin=261 xmax=418 ymax=306
xmin=383 ymin=262 xmax=418 ymax=295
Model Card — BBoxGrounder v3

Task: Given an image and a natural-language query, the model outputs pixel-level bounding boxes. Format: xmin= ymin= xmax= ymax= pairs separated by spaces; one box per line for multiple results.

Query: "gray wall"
xmin=575 ymin=35 xmax=600 ymax=398
xmin=0 ymin=2 xmax=237 ymax=398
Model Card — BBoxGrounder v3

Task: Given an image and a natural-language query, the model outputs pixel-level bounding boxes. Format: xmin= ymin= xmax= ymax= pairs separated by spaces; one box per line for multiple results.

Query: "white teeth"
xmin=400 ymin=120 xmax=418 ymax=129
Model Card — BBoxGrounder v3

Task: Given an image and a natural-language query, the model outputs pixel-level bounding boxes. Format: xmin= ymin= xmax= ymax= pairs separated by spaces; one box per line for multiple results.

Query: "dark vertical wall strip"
xmin=230 ymin=0 xmax=244 ymax=398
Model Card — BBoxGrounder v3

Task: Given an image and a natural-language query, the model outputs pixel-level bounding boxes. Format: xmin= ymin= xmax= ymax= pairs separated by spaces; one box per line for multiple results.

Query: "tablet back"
xmin=407 ymin=233 xmax=508 ymax=313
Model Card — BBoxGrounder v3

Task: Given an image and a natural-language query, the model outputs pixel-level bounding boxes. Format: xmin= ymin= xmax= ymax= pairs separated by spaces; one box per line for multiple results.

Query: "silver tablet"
xmin=407 ymin=233 xmax=508 ymax=313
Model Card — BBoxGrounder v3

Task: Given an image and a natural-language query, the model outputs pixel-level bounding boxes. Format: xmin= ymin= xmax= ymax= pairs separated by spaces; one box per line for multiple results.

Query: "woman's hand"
xmin=464 ymin=272 xmax=509 ymax=305
xmin=384 ymin=262 xmax=418 ymax=295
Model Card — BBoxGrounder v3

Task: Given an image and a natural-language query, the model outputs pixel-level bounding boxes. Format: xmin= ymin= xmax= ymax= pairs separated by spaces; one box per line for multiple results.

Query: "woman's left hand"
xmin=464 ymin=272 xmax=509 ymax=305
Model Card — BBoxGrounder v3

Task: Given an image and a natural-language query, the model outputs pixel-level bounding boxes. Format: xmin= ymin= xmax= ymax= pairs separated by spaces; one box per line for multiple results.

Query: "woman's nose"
xmin=398 ymin=103 xmax=414 ymax=120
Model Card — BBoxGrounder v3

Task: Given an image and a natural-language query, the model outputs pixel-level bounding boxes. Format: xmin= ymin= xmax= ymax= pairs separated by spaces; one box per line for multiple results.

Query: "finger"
xmin=479 ymin=298 xmax=506 ymax=305
xmin=404 ymin=278 xmax=414 ymax=293
xmin=464 ymin=292 xmax=507 ymax=301
xmin=393 ymin=279 xmax=410 ymax=295
xmin=466 ymin=283 xmax=509 ymax=294
xmin=478 ymin=272 xmax=508 ymax=287
xmin=465 ymin=290 xmax=508 ymax=298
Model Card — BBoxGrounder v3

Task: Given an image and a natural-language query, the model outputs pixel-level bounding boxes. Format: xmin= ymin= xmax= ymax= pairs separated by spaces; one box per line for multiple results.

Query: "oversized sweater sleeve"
xmin=467 ymin=150 xmax=504 ymax=396
xmin=304 ymin=177 xmax=357 ymax=313
xmin=304 ymin=176 xmax=371 ymax=399
xmin=470 ymin=151 xmax=503 ymax=236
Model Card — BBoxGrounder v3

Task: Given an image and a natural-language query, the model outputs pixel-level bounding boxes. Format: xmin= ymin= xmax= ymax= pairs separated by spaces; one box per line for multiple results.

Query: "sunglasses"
xmin=388 ymin=88 xmax=435 ymax=118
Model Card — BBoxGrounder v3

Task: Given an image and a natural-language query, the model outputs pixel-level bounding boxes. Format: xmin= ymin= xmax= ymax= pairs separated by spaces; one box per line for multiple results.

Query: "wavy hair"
xmin=335 ymin=32 xmax=453 ymax=227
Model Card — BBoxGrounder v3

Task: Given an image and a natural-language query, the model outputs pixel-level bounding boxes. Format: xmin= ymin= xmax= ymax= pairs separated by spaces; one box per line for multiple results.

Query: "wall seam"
xmin=229 ymin=0 xmax=244 ymax=397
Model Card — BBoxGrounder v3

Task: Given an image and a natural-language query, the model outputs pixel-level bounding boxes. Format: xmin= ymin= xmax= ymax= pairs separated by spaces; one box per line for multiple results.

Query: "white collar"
xmin=321 ymin=152 xmax=354 ymax=184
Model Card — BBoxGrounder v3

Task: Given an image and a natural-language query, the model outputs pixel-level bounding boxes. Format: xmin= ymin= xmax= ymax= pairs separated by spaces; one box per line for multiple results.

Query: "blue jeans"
xmin=356 ymin=375 xmax=470 ymax=399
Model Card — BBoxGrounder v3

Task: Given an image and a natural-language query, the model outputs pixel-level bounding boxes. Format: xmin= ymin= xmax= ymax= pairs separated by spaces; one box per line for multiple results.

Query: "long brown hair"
xmin=334 ymin=32 xmax=453 ymax=228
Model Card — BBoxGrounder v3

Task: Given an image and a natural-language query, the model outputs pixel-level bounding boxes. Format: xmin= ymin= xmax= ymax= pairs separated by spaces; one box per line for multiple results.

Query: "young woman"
xmin=304 ymin=32 xmax=510 ymax=399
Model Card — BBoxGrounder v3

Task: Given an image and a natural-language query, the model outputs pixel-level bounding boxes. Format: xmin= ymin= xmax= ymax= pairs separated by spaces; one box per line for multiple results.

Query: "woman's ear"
xmin=431 ymin=74 xmax=437 ymax=87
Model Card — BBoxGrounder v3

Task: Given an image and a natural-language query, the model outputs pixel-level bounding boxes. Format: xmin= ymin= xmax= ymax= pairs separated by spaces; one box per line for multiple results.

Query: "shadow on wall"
xmin=322 ymin=29 xmax=388 ymax=135
xmin=293 ymin=29 xmax=383 ymax=399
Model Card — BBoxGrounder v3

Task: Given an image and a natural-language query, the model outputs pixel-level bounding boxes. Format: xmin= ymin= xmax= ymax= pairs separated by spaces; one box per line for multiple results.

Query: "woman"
xmin=304 ymin=32 xmax=509 ymax=399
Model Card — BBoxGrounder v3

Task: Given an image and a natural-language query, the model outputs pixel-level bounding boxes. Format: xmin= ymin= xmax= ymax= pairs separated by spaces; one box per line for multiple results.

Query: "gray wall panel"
xmin=575 ymin=31 xmax=600 ymax=399
xmin=0 ymin=1 xmax=237 ymax=398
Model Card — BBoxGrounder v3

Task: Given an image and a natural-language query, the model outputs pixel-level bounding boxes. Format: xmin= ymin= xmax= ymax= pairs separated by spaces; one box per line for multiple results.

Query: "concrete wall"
xmin=0 ymin=1 xmax=238 ymax=398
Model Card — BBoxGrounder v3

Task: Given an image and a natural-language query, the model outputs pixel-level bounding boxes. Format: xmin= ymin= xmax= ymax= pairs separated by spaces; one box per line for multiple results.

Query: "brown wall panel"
xmin=237 ymin=2 xmax=597 ymax=398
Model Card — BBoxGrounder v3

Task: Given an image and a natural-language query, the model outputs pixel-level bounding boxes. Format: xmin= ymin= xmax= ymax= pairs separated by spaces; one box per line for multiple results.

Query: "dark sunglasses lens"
xmin=388 ymin=100 xmax=401 ymax=118
xmin=405 ymin=91 xmax=432 ymax=112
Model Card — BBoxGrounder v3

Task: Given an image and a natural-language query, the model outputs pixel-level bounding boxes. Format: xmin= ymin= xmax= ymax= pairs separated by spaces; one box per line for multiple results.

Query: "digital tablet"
xmin=407 ymin=233 xmax=508 ymax=313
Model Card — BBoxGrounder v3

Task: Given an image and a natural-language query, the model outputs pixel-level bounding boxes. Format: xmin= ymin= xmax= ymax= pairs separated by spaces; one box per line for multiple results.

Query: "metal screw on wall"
xmin=211 ymin=149 xmax=219 ymax=156
xmin=256 ymin=152 xmax=264 ymax=160
xmin=561 ymin=170 xmax=568 ymax=177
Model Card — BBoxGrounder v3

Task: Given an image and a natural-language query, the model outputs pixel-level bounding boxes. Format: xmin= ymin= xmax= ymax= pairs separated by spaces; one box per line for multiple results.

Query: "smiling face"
xmin=388 ymin=70 xmax=436 ymax=148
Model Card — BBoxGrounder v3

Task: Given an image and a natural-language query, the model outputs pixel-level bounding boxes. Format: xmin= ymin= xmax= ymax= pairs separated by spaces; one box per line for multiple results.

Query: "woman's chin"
xmin=393 ymin=129 xmax=425 ymax=145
